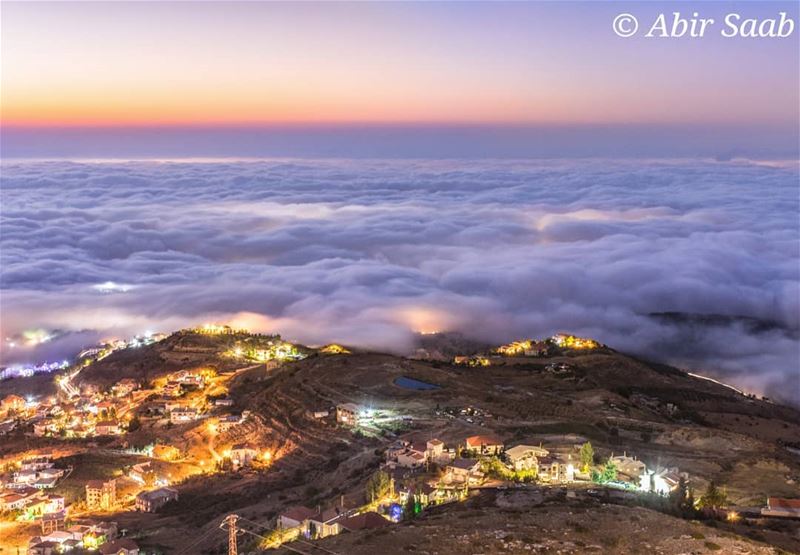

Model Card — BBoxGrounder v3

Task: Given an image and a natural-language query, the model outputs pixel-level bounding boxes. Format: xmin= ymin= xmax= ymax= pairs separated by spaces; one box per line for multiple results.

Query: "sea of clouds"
xmin=0 ymin=158 xmax=797 ymax=403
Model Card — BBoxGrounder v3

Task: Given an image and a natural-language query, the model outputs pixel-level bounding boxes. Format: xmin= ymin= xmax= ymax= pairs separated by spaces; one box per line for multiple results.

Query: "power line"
xmin=175 ymin=525 xmax=220 ymax=555
xmin=184 ymin=513 xmax=341 ymax=555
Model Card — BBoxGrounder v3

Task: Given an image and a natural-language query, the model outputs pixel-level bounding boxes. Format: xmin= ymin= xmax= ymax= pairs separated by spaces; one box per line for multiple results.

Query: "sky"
xmin=0 ymin=3 xmax=798 ymax=404
xmin=1 ymin=1 xmax=798 ymax=158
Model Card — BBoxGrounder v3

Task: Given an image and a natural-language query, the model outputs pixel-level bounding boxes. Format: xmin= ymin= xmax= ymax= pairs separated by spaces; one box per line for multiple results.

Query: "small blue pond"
xmin=394 ymin=376 xmax=441 ymax=390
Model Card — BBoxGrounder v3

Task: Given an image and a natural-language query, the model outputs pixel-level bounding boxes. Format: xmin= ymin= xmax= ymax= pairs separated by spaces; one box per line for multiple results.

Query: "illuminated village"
xmin=1 ymin=327 xmax=799 ymax=555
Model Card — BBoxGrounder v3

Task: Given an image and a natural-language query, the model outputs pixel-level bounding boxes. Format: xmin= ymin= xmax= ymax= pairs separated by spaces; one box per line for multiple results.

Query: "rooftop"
xmin=339 ymin=511 xmax=390 ymax=531
xmin=280 ymin=505 xmax=317 ymax=522
xmin=465 ymin=435 xmax=503 ymax=447
xmin=449 ymin=458 xmax=480 ymax=470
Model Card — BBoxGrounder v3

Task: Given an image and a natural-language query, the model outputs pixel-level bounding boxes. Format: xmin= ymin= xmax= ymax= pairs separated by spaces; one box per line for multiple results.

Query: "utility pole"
xmin=224 ymin=514 xmax=239 ymax=555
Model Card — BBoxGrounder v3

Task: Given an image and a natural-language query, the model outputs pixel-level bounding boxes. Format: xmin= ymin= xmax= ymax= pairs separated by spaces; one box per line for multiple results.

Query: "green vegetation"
xmin=404 ymin=493 xmax=421 ymax=520
xmin=697 ymin=480 xmax=728 ymax=510
xmin=480 ymin=456 xmax=536 ymax=483
xmin=668 ymin=476 xmax=697 ymax=518
xmin=591 ymin=459 xmax=617 ymax=484
xmin=579 ymin=441 xmax=594 ymax=473
xmin=366 ymin=470 xmax=393 ymax=503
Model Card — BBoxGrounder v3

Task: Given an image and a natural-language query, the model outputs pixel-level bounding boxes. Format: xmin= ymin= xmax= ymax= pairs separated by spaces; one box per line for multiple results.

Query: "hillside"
xmin=2 ymin=331 xmax=799 ymax=554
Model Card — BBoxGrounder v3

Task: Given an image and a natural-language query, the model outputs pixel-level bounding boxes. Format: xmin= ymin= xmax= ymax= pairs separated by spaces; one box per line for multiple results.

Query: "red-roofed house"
xmin=762 ymin=498 xmax=800 ymax=518
xmin=465 ymin=435 xmax=503 ymax=455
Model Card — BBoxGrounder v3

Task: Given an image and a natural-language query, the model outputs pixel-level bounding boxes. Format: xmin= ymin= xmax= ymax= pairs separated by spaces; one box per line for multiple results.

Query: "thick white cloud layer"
xmin=1 ymin=159 xmax=798 ymax=403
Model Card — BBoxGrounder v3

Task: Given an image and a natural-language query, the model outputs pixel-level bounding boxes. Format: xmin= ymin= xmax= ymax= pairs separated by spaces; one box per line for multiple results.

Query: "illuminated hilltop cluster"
xmin=551 ymin=333 xmax=600 ymax=350
xmin=228 ymin=341 xmax=305 ymax=363
xmin=320 ymin=344 xmax=351 ymax=355
xmin=196 ymin=323 xmax=245 ymax=335
xmin=497 ymin=334 xmax=600 ymax=356
xmin=496 ymin=339 xmax=547 ymax=356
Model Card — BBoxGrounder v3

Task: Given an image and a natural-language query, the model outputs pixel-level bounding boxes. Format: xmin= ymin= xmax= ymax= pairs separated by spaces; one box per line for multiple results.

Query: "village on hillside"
xmin=1 ymin=327 xmax=799 ymax=554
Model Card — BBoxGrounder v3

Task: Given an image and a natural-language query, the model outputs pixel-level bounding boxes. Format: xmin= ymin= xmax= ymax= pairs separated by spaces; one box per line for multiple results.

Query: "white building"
xmin=169 ymin=407 xmax=199 ymax=424
xmin=336 ymin=403 xmax=360 ymax=426
xmin=505 ymin=445 xmax=550 ymax=471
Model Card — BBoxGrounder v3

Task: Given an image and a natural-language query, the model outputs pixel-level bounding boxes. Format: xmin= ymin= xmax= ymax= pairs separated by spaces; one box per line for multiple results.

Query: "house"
xmin=21 ymin=457 xmax=54 ymax=471
xmin=338 ymin=511 xmax=390 ymax=532
xmin=465 ymin=435 xmax=504 ymax=456
xmin=505 ymin=445 xmax=550 ymax=471
xmin=85 ymin=480 xmax=116 ymax=510
xmin=98 ymin=538 xmax=140 ymax=555
xmin=135 ymin=487 xmax=178 ymax=512
xmin=95 ymin=421 xmax=120 ymax=436
xmin=173 ymin=370 xmax=204 ymax=386
xmin=14 ymin=468 xmax=39 ymax=484
xmin=33 ymin=475 xmax=60 ymax=489
xmin=643 ymin=467 xmax=684 ymax=494
xmin=162 ymin=381 xmax=183 ymax=397
xmin=386 ymin=439 xmax=411 ymax=460
xmin=306 ymin=507 xmax=346 ymax=539
xmin=1 ymin=394 xmax=26 ymax=413
xmin=129 ymin=462 xmax=154 ymax=484
xmin=41 ymin=511 xmax=66 ymax=535
xmin=21 ymin=494 xmax=65 ymax=519
xmin=762 ymin=498 xmax=800 ymax=518
xmin=445 ymin=458 xmax=483 ymax=485
xmin=306 ymin=408 xmax=330 ymax=419
xmin=610 ymin=454 xmax=647 ymax=480
xmin=277 ymin=505 xmax=317 ymax=529
xmin=425 ymin=438 xmax=445 ymax=459
xmin=164 ymin=400 xmax=186 ymax=412
xmin=524 ymin=341 xmax=549 ymax=356
xmin=1 ymin=490 xmax=40 ymax=511
xmin=216 ymin=414 xmax=244 ymax=432
xmin=112 ymin=379 xmax=139 ymax=397
xmin=27 ymin=541 xmax=59 ymax=555
xmin=230 ymin=443 xmax=259 ymax=468
xmin=336 ymin=403 xmax=360 ymax=426
xmin=169 ymin=407 xmax=199 ymax=424
xmin=69 ymin=520 xmax=119 ymax=543
xmin=536 ymin=454 xmax=575 ymax=484
xmin=396 ymin=448 xmax=426 ymax=468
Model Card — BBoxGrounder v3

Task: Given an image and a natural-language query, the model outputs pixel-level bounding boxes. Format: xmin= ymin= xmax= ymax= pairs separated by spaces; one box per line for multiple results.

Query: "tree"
xmin=669 ymin=476 xmax=696 ymax=516
xmin=600 ymin=459 xmax=617 ymax=483
xmin=697 ymin=480 xmax=727 ymax=510
xmin=404 ymin=493 xmax=417 ymax=520
xmin=366 ymin=470 xmax=392 ymax=503
xmin=144 ymin=471 xmax=157 ymax=488
xmin=579 ymin=442 xmax=594 ymax=473
xmin=128 ymin=416 xmax=141 ymax=432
